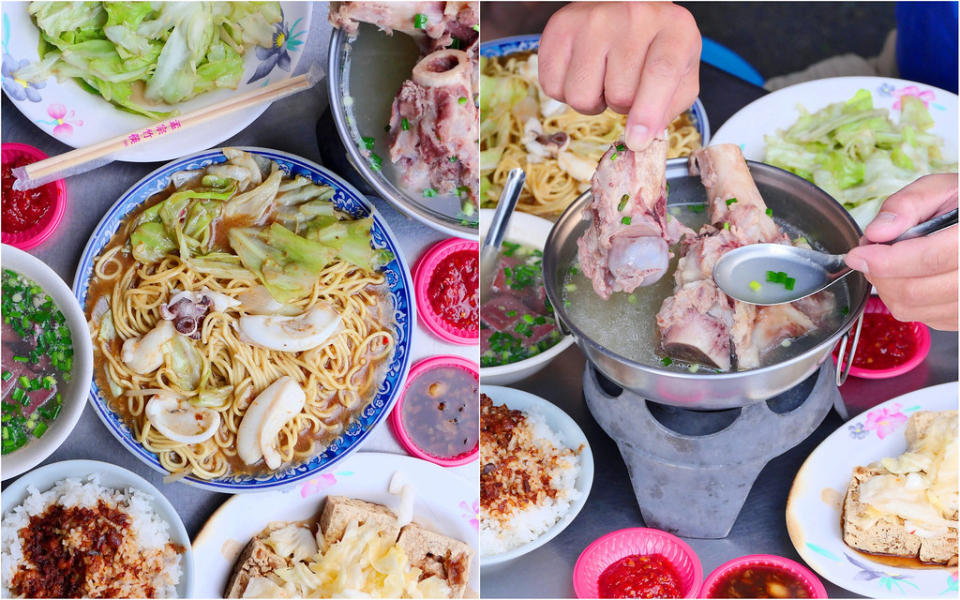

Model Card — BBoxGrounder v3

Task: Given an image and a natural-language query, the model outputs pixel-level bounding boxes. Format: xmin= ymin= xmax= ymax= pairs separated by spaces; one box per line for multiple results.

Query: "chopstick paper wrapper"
xmin=12 ymin=65 xmax=324 ymax=191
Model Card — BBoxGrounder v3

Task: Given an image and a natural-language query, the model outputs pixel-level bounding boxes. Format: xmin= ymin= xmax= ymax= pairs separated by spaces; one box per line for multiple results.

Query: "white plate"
xmin=479 ymin=385 xmax=594 ymax=568
xmin=1 ymin=245 xmax=92 ymax=481
xmin=786 ymin=382 xmax=958 ymax=598
xmin=191 ymin=452 xmax=479 ymax=598
xmin=1 ymin=459 xmax=195 ymax=598
xmin=712 ymin=76 xmax=958 ymax=224
xmin=478 ymin=210 xmax=575 ymax=385
xmin=1 ymin=2 xmax=311 ymax=162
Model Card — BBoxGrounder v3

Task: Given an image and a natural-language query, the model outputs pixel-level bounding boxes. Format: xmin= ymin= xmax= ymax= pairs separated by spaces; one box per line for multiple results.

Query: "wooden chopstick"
xmin=13 ymin=65 xmax=323 ymax=191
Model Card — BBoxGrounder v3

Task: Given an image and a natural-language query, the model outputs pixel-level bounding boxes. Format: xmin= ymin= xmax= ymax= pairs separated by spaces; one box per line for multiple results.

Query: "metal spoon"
xmin=713 ymin=208 xmax=958 ymax=305
xmin=480 ymin=168 xmax=526 ymax=295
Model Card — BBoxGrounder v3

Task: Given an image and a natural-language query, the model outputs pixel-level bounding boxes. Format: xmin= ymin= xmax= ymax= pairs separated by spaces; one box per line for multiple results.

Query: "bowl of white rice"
xmin=480 ymin=385 xmax=594 ymax=569
xmin=1 ymin=459 xmax=193 ymax=598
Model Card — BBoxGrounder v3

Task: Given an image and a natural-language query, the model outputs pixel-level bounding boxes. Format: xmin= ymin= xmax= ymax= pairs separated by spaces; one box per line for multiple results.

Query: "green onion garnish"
xmin=413 ymin=13 xmax=427 ymax=28
xmin=564 ymin=283 xmax=577 ymax=292
xmin=661 ymin=357 xmax=673 ymax=366
xmin=723 ymin=221 xmax=730 ymax=230
xmin=458 ymin=97 xmax=468 ymax=104
xmin=369 ymin=153 xmax=383 ymax=170
xmin=765 ymin=208 xmax=773 ymax=217
xmin=618 ymin=194 xmax=629 ymax=211
xmin=423 ymin=188 xmax=438 ymax=197
xmin=0 ymin=371 xmax=10 ymax=382
xmin=361 ymin=136 xmax=375 ymax=150
xmin=841 ymin=306 xmax=850 ymax=316
xmin=401 ymin=117 xmax=410 ymax=131
xmin=616 ymin=143 xmax=626 ymax=152
xmin=621 ymin=216 xmax=632 ymax=225
xmin=688 ymin=204 xmax=705 ymax=213
xmin=627 ymin=294 xmax=637 ymax=304
xmin=749 ymin=280 xmax=761 ymax=292
xmin=726 ymin=197 xmax=737 ymax=206
xmin=449 ymin=155 xmax=458 ymax=162
xmin=472 ymin=24 xmax=479 ymax=31
xmin=784 ymin=277 xmax=796 ymax=291
xmin=610 ymin=152 xmax=618 ymax=161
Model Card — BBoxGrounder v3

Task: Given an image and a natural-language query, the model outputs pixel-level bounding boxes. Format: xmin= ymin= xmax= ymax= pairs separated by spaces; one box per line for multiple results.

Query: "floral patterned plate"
xmin=711 ymin=76 xmax=958 ymax=227
xmin=191 ymin=452 xmax=479 ymax=597
xmin=785 ymin=381 xmax=958 ymax=598
xmin=1 ymin=1 xmax=310 ymax=162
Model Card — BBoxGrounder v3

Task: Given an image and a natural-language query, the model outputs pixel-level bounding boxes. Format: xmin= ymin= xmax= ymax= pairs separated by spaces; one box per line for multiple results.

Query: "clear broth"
xmin=561 ymin=204 xmax=849 ymax=372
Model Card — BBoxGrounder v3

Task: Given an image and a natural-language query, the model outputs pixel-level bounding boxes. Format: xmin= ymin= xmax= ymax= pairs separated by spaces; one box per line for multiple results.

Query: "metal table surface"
xmin=480 ymin=66 xmax=959 ymax=599
xmin=1 ymin=1 xmax=477 ymax=538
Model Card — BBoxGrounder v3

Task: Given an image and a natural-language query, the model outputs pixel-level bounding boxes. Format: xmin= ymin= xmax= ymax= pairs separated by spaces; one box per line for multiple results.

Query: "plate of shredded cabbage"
xmin=712 ymin=77 xmax=957 ymax=228
xmin=192 ymin=452 xmax=479 ymax=598
xmin=1 ymin=1 xmax=311 ymax=162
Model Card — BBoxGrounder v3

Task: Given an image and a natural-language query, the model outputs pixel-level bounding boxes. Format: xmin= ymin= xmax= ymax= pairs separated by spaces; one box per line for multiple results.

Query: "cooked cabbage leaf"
xmin=19 ymin=1 xmax=282 ymax=117
xmin=764 ymin=89 xmax=956 ymax=228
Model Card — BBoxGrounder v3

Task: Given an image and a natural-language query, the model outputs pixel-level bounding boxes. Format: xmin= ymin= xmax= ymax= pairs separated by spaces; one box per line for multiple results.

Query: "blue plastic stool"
xmin=700 ymin=37 xmax=765 ymax=87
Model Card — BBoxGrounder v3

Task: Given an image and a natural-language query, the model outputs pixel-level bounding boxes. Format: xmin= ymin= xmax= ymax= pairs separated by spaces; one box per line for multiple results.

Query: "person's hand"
xmin=844 ymin=174 xmax=958 ymax=330
xmin=538 ymin=1 xmax=701 ymax=152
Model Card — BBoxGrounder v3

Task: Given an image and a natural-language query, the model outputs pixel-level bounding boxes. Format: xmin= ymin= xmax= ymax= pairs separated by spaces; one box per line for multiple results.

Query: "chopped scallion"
xmin=361 ymin=136 xmax=375 ymax=150
xmin=618 ymin=194 xmax=629 ymax=211
xmin=401 ymin=117 xmax=410 ymax=131
xmin=661 ymin=357 xmax=673 ymax=366
xmin=621 ymin=216 xmax=632 ymax=225
xmin=749 ymin=280 xmax=761 ymax=292
xmin=413 ymin=13 xmax=428 ymax=28
xmin=423 ymin=188 xmax=438 ymax=198
xmin=458 ymin=96 xmax=468 ymax=104
xmin=726 ymin=197 xmax=738 ymax=206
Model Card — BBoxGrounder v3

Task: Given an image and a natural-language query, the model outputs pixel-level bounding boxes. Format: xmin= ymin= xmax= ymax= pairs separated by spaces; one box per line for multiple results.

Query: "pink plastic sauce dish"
xmin=699 ymin=554 xmax=827 ymax=598
xmin=573 ymin=527 xmax=703 ymax=599
xmin=413 ymin=238 xmax=479 ymax=345
xmin=1 ymin=143 xmax=66 ymax=251
xmin=390 ymin=355 xmax=479 ymax=467
xmin=834 ymin=296 xmax=931 ymax=380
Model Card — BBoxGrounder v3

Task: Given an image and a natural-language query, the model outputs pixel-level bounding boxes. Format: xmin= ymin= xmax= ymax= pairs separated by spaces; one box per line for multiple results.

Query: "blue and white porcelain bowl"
xmin=480 ymin=34 xmax=711 ymax=147
xmin=72 ymin=147 xmax=415 ymax=493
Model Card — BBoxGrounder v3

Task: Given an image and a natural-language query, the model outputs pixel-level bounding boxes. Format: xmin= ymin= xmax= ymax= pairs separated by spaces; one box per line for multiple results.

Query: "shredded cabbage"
xmin=20 ymin=1 xmax=282 ymax=117
xmin=763 ymin=89 xmax=956 ymax=228
xmin=260 ymin=520 xmax=454 ymax=598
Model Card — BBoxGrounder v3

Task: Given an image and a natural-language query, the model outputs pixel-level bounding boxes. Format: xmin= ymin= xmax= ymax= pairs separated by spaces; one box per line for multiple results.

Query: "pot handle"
xmin=835 ymin=311 xmax=865 ymax=386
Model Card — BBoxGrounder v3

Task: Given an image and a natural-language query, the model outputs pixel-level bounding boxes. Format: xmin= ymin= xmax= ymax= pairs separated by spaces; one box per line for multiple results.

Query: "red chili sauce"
xmin=598 ymin=553 xmax=684 ymax=599
xmin=2 ymin=153 xmax=55 ymax=233
xmin=427 ymin=249 xmax=478 ymax=331
xmin=852 ymin=313 xmax=917 ymax=370
xmin=708 ymin=564 xmax=811 ymax=599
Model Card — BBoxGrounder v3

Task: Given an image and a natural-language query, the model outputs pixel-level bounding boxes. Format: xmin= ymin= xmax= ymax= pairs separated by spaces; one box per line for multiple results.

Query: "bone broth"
xmin=561 ymin=205 xmax=849 ymax=372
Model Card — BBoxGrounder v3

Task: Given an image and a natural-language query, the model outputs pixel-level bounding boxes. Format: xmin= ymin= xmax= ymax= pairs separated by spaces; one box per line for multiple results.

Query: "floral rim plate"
xmin=1 ymin=2 xmax=311 ymax=162
xmin=191 ymin=451 xmax=479 ymax=597
xmin=479 ymin=34 xmax=712 ymax=149
xmin=71 ymin=147 xmax=415 ymax=493
xmin=785 ymin=381 xmax=958 ymax=598
xmin=711 ymin=76 xmax=958 ymax=225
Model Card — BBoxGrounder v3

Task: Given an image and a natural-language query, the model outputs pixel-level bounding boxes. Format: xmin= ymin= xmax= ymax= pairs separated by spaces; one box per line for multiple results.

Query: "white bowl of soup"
xmin=1 ymin=245 xmax=92 ymax=480
xmin=479 ymin=210 xmax=574 ymax=385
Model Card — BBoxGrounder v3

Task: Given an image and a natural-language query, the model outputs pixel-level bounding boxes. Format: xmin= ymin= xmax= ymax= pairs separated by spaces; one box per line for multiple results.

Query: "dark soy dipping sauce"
xmin=708 ymin=564 xmax=811 ymax=599
xmin=401 ymin=365 xmax=478 ymax=459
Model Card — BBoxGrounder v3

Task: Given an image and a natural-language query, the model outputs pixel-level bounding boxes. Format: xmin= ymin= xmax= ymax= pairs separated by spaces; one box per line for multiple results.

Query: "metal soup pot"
xmin=543 ymin=158 xmax=870 ymax=410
